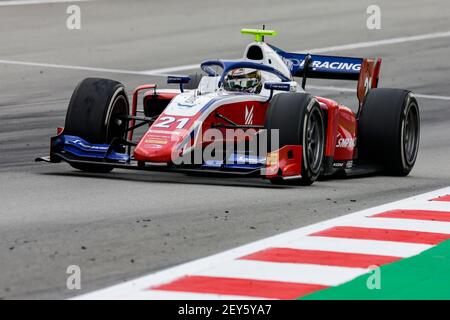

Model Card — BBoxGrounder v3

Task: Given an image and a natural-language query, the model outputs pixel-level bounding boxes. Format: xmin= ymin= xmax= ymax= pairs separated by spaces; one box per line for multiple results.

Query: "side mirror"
xmin=264 ymin=81 xmax=296 ymax=103
xmin=264 ymin=82 xmax=292 ymax=92
xmin=167 ymin=76 xmax=191 ymax=92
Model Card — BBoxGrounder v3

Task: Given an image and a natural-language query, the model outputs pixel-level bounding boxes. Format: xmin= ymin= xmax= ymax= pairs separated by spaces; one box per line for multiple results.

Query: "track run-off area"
xmin=77 ymin=187 xmax=450 ymax=299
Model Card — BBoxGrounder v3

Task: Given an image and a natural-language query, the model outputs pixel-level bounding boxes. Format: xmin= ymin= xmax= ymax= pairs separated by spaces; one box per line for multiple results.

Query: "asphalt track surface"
xmin=0 ymin=0 xmax=449 ymax=299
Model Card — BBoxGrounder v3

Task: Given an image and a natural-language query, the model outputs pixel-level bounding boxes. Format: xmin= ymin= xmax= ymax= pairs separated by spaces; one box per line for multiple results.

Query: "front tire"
xmin=358 ymin=88 xmax=420 ymax=176
xmin=64 ymin=78 xmax=130 ymax=173
xmin=264 ymin=93 xmax=325 ymax=186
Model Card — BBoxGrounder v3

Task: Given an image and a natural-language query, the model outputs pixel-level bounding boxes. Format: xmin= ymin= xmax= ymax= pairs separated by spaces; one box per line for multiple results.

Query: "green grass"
xmin=301 ymin=239 xmax=450 ymax=300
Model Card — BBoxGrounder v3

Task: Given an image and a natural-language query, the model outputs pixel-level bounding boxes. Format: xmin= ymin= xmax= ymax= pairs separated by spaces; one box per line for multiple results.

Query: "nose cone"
xmin=134 ymin=145 xmax=173 ymax=162
xmin=133 ymin=130 xmax=185 ymax=163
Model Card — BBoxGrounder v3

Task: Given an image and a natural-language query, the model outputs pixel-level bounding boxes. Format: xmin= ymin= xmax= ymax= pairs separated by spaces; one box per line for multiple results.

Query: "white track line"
xmin=307 ymin=85 xmax=450 ymax=101
xmin=139 ymin=30 xmax=450 ymax=74
xmin=1 ymin=59 xmax=448 ymax=101
xmin=194 ymin=260 xmax=368 ymax=287
xmin=141 ymin=64 xmax=200 ymax=75
xmin=120 ymin=290 xmax=267 ymax=300
xmin=1 ymin=30 xmax=450 ymax=101
xmin=0 ymin=59 xmax=165 ymax=77
xmin=75 ymin=186 xmax=450 ymax=300
xmin=0 ymin=0 xmax=89 ymax=6
xmin=334 ymin=217 xmax=450 ymax=234
xmin=283 ymin=237 xmax=431 ymax=258
xmin=367 ymin=199 xmax=450 ymax=212
xmin=300 ymin=30 xmax=450 ymax=54
xmin=413 ymin=94 xmax=450 ymax=101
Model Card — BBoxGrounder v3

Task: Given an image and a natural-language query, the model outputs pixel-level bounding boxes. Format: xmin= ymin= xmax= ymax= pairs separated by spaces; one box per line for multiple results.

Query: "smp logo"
xmin=336 ymin=133 xmax=356 ymax=148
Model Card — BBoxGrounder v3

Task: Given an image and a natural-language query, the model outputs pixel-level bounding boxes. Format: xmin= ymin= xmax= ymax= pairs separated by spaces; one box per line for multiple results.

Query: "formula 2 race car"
xmin=36 ymin=28 xmax=420 ymax=186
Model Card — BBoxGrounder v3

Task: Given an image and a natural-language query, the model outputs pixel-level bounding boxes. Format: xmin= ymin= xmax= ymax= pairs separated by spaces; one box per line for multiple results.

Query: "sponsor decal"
xmin=332 ymin=162 xmax=344 ymax=168
xmin=332 ymin=161 xmax=354 ymax=169
xmin=282 ymin=57 xmax=294 ymax=71
xmin=144 ymin=144 xmax=163 ymax=149
xmin=264 ymin=82 xmax=292 ymax=92
xmin=346 ymin=160 xmax=353 ymax=169
xmin=71 ymin=139 xmax=108 ymax=151
xmin=148 ymin=129 xmax=182 ymax=135
xmin=266 ymin=152 xmax=279 ymax=166
xmin=144 ymin=139 xmax=168 ymax=145
xmin=154 ymin=116 xmax=190 ymax=129
xmin=336 ymin=134 xmax=357 ymax=148
xmin=230 ymin=154 xmax=265 ymax=165
xmin=281 ymin=57 xmax=362 ymax=73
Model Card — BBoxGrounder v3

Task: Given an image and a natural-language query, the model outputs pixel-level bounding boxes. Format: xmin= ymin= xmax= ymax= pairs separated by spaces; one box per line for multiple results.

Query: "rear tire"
xmin=264 ymin=93 xmax=325 ymax=186
xmin=64 ymin=78 xmax=130 ymax=173
xmin=358 ymin=88 xmax=420 ymax=176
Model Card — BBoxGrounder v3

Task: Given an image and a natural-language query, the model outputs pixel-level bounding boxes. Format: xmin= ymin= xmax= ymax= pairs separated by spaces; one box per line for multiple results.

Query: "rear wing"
xmin=270 ymin=45 xmax=382 ymax=104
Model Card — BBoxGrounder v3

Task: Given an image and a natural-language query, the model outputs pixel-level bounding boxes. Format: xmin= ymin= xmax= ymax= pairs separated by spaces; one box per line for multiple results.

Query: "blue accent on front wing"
xmin=55 ymin=135 xmax=129 ymax=162
xmin=228 ymin=153 xmax=266 ymax=165
xmin=202 ymin=160 xmax=224 ymax=168
xmin=222 ymin=163 xmax=263 ymax=170
xmin=224 ymin=153 xmax=265 ymax=169
xmin=202 ymin=153 xmax=265 ymax=170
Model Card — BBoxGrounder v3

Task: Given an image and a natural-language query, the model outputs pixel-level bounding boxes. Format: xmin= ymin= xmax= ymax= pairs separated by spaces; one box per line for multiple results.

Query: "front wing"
xmin=36 ymin=134 xmax=303 ymax=180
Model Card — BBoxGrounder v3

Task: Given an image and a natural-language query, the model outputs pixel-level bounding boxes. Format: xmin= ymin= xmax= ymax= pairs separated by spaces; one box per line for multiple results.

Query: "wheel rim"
xmin=106 ymin=94 xmax=128 ymax=143
xmin=305 ymin=108 xmax=324 ymax=173
xmin=403 ymin=102 xmax=419 ymax=166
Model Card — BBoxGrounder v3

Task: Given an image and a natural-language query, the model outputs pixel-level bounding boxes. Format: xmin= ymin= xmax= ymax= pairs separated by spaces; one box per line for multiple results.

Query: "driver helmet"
xmin=223 ymin=68 xmax=262 ymax=93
